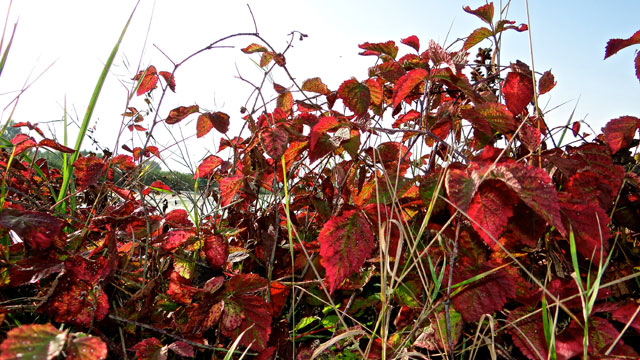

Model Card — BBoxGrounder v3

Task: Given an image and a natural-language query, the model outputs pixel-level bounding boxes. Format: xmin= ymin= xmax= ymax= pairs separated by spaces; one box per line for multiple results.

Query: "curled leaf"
xmin=165 ymin=105 xmax=199 ymax=125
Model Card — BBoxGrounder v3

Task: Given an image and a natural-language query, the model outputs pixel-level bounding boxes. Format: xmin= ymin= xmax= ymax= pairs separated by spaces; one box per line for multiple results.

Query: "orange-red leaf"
xmin=467 ymin=181 xmax=518 ymax=247
xmin=220 ymin=175 xmax=243 ymax=207
xmin=196 ymin=114 xmax=213 ymax=138
xmin=502 ymin=71 xmax=533 ymax=115
xmin=301 ymin=77 xmax=330 ymax=95
xmin=241 ymin=43 xmax=267 ymax=54
xmin=136 ymin=65 xmax=158 ymax=96
xmin=37 ymin=139 xmax=74 ymax=153
xmin=358 ymin=40 xmax=398 ymax=59
xmin=166 ymin=105 xmax=199 ymax=125
xmin=260 ymin=51 xmax=274 ymax=67
xmin=194 ymin=155 xmax=223 ymax=179
xmin=463 ymin=3 xmax=494 ymax=24
xmin=158 ymin=71 xmax=175 ymax=92
xmin=337 ymin=79 xmax=370 ymax=116
xmin=74 ymin=156 xmax=106 ymax=191
xmin=400 ymin=35 xmax=420 ymax=52
xmin=66 ymin=335 xmax=108 ymax=360
xmin=392 ymin=68 xmax=428 ymax=109
xmin=142 ymin=180 xmax=171 ymax=196
xmin=463 ymin=102 xmax=516 ymax=134
xmin=309 ymin=116 xmax=341 ymax=163
xmin=319 ymin=209 xmax=375 ymax=293
xmin=602 ymin=116 xmax=640 ymax=154
xmin=0 ymin=324 xmax=67 ymax=360
xmin=276 ymin=91 xmax=293 ymax=113
xmin=604 ymin=29 xmax=640 ymax=59
xmin=10 ymin=134 xmax=37 ymax=156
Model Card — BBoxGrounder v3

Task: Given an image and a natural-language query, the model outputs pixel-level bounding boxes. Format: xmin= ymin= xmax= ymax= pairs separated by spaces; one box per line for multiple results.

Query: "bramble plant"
xmin=1 ymin=2 xmax=640 ymax=360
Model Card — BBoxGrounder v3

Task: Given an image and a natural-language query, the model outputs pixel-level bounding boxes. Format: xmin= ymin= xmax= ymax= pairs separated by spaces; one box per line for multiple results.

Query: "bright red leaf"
xmin=131 ymin=338 xmax=167 ymax=360
xmin=136 ymin=65 xmax=158 ymax=96
xmin=309 ymin=116 xmax=341 ymax=163
xmin=319 ymin=209 xmax=375 ymax=293
xmin=467 ymin=181 xmax=518 ymax=247
xmin=194 ymin=154 xmax=223 ymax=179
xmin=400 ymin=35 xmax=420 ymax=52
xmin=165 ymin=105 xmax=199 ymax=125
xmin=601 ymin=115 xmax=640 ymax=154
xmin=203 ymin=234 xmax=228 ymax=270
xmin=462 ymin=102 xmax=516 ymax=134
xmin=167 ymin=271 xmax=198 ymax=305
xmin=337 ymin=79 xmax=370 ymax=116
xmin=38 ymin=139 xmax=75 ymax=153
xmin=40 ymin=280 xmax=109 ymax=327
xmin=0 ymin=324 xmax=67 ymax=360
xmin=196 ymin=113 xmax=214 ymax=138
xmin=74 ymin=156 xmax=106 ymax=190
xmin=220 ymin=175 xmax=243 ymax=207
xmin=453 ymin=262 xmax=515 ymax=322
xmin=0 ymin=209 xmax=65 ymax=250
xmin=158 ymin=71 xmax=175 ymax=92
xmin=604 ymin=29 xmax=640 ymax=59
xmin=538 ymin=70 xmax=556 ymax=95
xmin=391 ymin=68 xmax=428 ymax=109
xmin=66 ymin=335 xmax=108 ymax=360
xmin=161 ymin=230 xmax=194 ymax=252
xmin=463 ymin=3 xmax=494 ymax=24
xmin=142 ymin=180 xmax=171 ymax=196
xmin=10 ymin=133 xmax=37 ymax=156
xmin=502 ymin=71 xmax=533 ymax=115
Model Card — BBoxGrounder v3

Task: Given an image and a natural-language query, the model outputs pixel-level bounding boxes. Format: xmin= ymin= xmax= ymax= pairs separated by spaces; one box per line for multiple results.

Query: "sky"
xmin=1 ymin=1 xmax=639 ymax=171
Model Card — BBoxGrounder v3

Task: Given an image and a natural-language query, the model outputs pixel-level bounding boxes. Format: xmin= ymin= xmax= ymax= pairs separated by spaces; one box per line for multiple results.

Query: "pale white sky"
xmin=1 ymin=1 xmax=639 ymax=171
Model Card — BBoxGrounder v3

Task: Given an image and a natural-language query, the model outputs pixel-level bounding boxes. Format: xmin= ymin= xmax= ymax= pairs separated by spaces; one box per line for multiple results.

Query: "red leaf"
xmin=273 ymin=83 xmax=287 ymax=94
xmin=337 ymin=79 xmax=370 ymax=116
xmin=502 ymin=71 xmax=533 ymax=115
xmin=559 ymin=194 xmax=611 ymax=260
xmin=400 ymin=35 xmax=420 ymax=52
xmin=165 ymin=105 xmax=199 ymax=125
xmin=518 ymin=123 xmax=542 ymax=152
xmin=142 ymin=180 xmax=171 ymax=196
xmin=260 ymin=51 xmax=273 ymax=67
xmin=319 ymin=209 xmax=375 ymax=293
xmin=241 ymin=43 xmax=267 ymax=53
xmin=67 ymin=335 xmax=108 ymax=360
xmin=41 ymin=280 xmax=109 ymax=327
xmin=159 ymin=71 xmax=176 ymax=92
xmin=309 ymin=116 xmax=341 ymax=163
xmin=463 ymin=27 xmax=493 ymax=50
xmin=391 ymin=68 xmax=428 ymax=109
xmin=196 ymin=114 xmax=213 ymax=138
xmin=136 ymin=65 xmax=158 ymax=96
xmin=538 ymin=70 xmax=556 ymax=95
xmin=452 ymin=262 xmax=515 ymax=322
xmin=221 ymin=294 xmax=272 ymax=351
xmin=0 ymin=324 xmax=67 ymax=360
xmin=467 ymin=181 xmax=518 ymax=247
xmin=167 ymin=271 xmax=198 ymax=305
xmin=11 ymin=121 xmax=46 ymax=138
xmin=127 ymin=124 xmax=147 ymax=132
xmin=194 ymin=155 xmax=223 ymax=179
xmin=0 ymin=209 xmax=65 ymax=250
xmin=571 ymin=121 xmax=581 ymax=137
xmin=273 ymin=53 xmax=286 ymax=67
xmin=601 ymin=115 xmax=640 ymax=154
xmin=612 ymin=301 xmax=640 ymax=333
xmin=372 ymin=61 xmax=406 ymax=83
xmin=635 ymin=51 xmax=640 ymax=83
xmin=365 ymin=77 xmax=384 ymax=107
xmin=507 ymin=306 xmax=548 ymax=360
xmin=227 ymin=273 xmax=269 ymax=295
xmin=10 ymin=133 xmax=37 ymax=155
xmin=261 ymin=126 xmax=289 ymax=159
xmin=130 ymin=338 xmax=167 ymax=360
xmin=301 ymin=77 xmax=330 ymax=95
xmin=358 ymin=40 xmax=398 ymax=59
xmin=38 ymin=139 xmax=75 ymax=153
xmin=167 ymin=341 xmax=194 ymax=358
xmin=268 ymin=281 xmax=290 ymax=316
xmin=392 ymin=110 xmax=420 ymax=128
xmin=161 ymin=229 xmax=194 ymax=252
xmin=220 ymin=175 xmax=243 ymax=207
xmin=276 ymin=91 xmax=293 ymax=113
xmin=74 ymin=156 xmax=106 ymax=190
xmin=203 ymin=234 xmax=228 ymax=270
xmin=112 ymin=154 xmax=136 ymax=171
xmin=163 ymin=209 xmax=192 ymax=228
xmin=205 ymin=111 xmax=230 ymax=134
xmin=462 ymin=102 xmax=516 ymax=134
xmin=463 ymin=3 xmax=494 ymax=24
xmin=604 ymin=29 xmax=640 ymax=59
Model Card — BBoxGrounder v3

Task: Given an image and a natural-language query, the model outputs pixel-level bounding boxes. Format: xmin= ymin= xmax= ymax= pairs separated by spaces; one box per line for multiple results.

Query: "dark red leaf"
xmin=604 ymin=29 xmax=640 ymax=59
xmin=467 ymin=181 xmax=518 ymax=248
xmin=0 ymin=324 xmax=67 ymax=360
xmin=167 ymin=341 xmax=194 ymax=358
xmin=136 ymin=65 xmax=158 ymax=96
xmin=220 ymin=175 xmax=243 ymax=207
xmin=221 ymin=294 xmax=272 ymax=351
xmin=203 ymin=234 xmax=228 ymax=270
xmin=572 ymin=121 xmax=581 ymax=137
xmin=127 ymin=124 xmax=147 ymax=132
xmin=0 ymin=209 xmax=65 ymax=250
xmin=400 ymin=35 xmax=420 ymax=52
xmin=301 ymin=77 xmax=330 ymax=95
xmin=319 ymin=209 xmax=375 ymax=293
xmin=612 ymin=301 xmax=640 ymax=333
xmin=261 ymin=126 xmax=289 ymax=159
xmin=273 ymin=83 xmax=287 ymax=94
xmin=463 ymin=3 xmax=494 ymax=24
xmin=158 ymin=71 xmax=176 ymax=92
xmin=66 ymin=335 xmax=108 ymax=360
xmin=358 ymin=40 xmax=398 ymax=59
xmin=227 ymin=273 xmax=269 ymax=295
xmin=337 ymin=79 xmax=370 ymax=116
xmin=241 ymin=43 xmax=268 ymax=53
xmin=74 ymin=156 xmax=106 ymax=190
xmin=392 ymin=69 xmax=428 ymax=109
xmin=41 ymin=280 xmax=109 ymax=327
xmin=502 ymin=71 xmax=534 ymax=115
xmin=507 ymin=306 xmax=548 ymax=360
xmin=453 ymin=262 xmax=515 ymax=322
xmin=167 ymin=271 xmax=198 ymax=305
xmin=372 ymin=61 xmax=406 ymax=83
xmin=130 ymin=338 xmax=167 ymax=360
xmin=165 ymin=105 xmax=199 ymax=125
xmin=559 ymin=194 xmax=611 ymax=260
xmin=309 ymin=116 xmax=341 ymax=163
xmin=518 ymin=123 xmax=542 ymax=152
xmin=462 ymin=102 xmax=516 ymax=134
xmin=194 ymin=155 xmax=223 ymax=179
xmin=38 ymin=139 xmax=75 ymax=153
xmin=10 ymin=133 xmax=37 ymax=156
xmin=538 ymin=70 xmax=556 ymax=95
xmin=635 ymin=51 xmax=640 ymax=83
xmin=204 ymin=111 xmax=230 ymax=134
xmin=463 ymin=27 xmax=493 ymax=50
xmin=601 ymin=115 xmax=640 ymax=154
xmin=495 ymin=20 xmax=528 ymax=34
xmin=273 ymin=53 xmax=286 ymax=66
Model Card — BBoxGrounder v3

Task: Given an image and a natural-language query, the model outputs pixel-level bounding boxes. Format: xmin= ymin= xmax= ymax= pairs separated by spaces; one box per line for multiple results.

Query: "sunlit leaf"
xmin=463 ymin=3 xmax=494 ymax=24
xmin=502 ymin=71 xmax=533 ymax=115
xmin=220 ymin=175 xmax=243 ymax=207
xmin=463 ymin=27 xmax=493 ymax=50
xmin=194 ymin=155 xmax=223 ymax=179
xmin=276 ymin=91 xmax=294 ymax=113
xmin=261 ymin=126 xmax=289 ymax=159
xmin=601 ymin=115 xmax=640 ymax=154
xmin=136 ymin=65 xmax=158 ymax=96
xmin=337 ymin=79 xmax=370 ymax=116
xmin=400 ymin=35 xmax=420 ymax=52
xmin=203 ymin=234 xmax=228 ymax=270
xmin=319 ymin=209 xmax=375 ymax=293
xmin=241 ymin=43 xmax=268 ymax=54
xmin=165 ymin=105 xmax=199 ymax=125
xmin=309 ymin=116 xmax=341 ymax=163
xmin=66 ymin=334 xmax=108 ymax=360
xmin=158 ymin=71 xmax=175 ymax=92
xmin=73 ymin=156 xmax=106 ymax=190
xmin=196 ymin=113 xmax=214 ymax=138
xmin=301 ymin=77 xmax=330 ymax=95
xmin=358 ymin=40 xmax=398 ymax=59
xmin=392 ymin=69 xmax=428 ymax=109
xmin=10 ymin=133 xmax=37 ymax=156
xmin=130 ymin=338 xmax=167 ymax=360
xmin=0 ymin=324 xmax=67 ymax=360
xmin=38 ymin=139 xmax=75 ymax=153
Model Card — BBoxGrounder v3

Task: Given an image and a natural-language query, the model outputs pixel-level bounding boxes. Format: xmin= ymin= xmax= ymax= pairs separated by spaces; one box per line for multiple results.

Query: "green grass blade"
xmin=0 ymin=23 xmax=16 ymax=81
xmin=56 ymin=1 xmax=140 ymax=210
